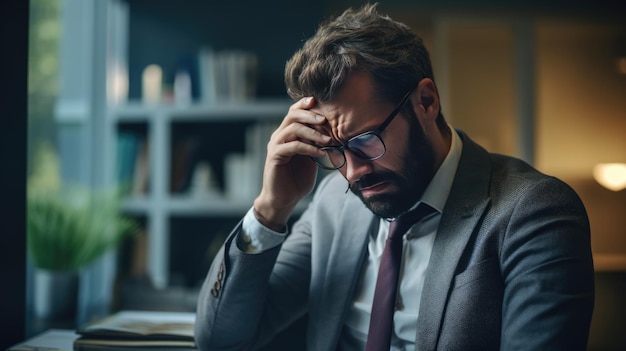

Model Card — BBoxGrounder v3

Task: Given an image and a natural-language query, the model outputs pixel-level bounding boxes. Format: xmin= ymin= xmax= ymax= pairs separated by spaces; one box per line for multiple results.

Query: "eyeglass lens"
xmin=311 ymin=87 xmax=413 ymax=170
xmin=315 ymin=132 xmax=385 ymax=169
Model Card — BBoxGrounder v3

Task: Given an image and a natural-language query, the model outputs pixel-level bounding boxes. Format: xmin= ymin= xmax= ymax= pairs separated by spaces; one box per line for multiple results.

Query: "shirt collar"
xmin=419 ymin=127 xmax=463 ymax=214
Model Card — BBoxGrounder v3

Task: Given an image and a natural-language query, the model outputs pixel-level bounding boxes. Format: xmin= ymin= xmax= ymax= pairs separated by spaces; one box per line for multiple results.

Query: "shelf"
xmin=119 ymin=195 xmax=251 ymax=216
xmin=168 ymin=195 xmax=254 ymax=216
xmin=120 ymin=196 xmax=153 ymax=215
xmin=121 ymin=195 xmax=310 ymax=217
xmin=109 ymin=99 xmax=292 ymax=122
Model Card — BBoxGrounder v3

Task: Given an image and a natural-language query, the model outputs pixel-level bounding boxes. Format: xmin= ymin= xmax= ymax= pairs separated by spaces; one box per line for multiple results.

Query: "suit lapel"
xmin=415 ymin=132 xmax=492 ymax=351
xmin=313 ymin=193 xmax=376 ymax=350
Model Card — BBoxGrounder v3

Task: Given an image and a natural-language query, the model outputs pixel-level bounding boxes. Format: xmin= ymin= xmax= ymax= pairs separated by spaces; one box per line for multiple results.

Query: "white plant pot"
xmin=34 ymin=269 xmax=78 ymax=321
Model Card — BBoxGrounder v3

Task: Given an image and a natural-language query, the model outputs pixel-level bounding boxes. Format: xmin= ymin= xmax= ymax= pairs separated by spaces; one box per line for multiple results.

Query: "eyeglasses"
xmin=312 ymin=88 xmax=414 ymax=170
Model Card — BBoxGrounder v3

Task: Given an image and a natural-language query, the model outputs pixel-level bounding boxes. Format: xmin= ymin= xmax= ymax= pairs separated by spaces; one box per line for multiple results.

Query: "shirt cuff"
xmin=237 ymin=207 xmax=288 ymax=254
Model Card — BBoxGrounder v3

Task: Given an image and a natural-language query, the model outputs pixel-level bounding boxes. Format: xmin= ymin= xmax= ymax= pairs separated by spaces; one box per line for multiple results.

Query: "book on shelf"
xmin=197 ymin=47 xmax=257 ymax=103
xmin=116 ymin=132 xmax=139 ymax=194
xmin=131 ymin=137 xmax=150 ymax=196
xmin=116 ymin=132 xmax=150 ymax=197
xmin=73 ymin=310 xmax=197 ymax=351
xmin=170 ymin=136 xmax=202 ymax=194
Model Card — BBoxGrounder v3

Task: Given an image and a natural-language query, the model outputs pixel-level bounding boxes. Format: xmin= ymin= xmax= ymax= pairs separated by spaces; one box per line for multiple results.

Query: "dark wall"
xmin=126 ymin=0 xmax=327 ymax=100
xmin=0 ymin=0 xmax=28 ymax=348
xmin=589 ymin=272 xmax=626 ymax=350
xmin=124 ymin=0 xmax=626 ymax=101
xmin=331 ymin=0 xmax=626 ymax=15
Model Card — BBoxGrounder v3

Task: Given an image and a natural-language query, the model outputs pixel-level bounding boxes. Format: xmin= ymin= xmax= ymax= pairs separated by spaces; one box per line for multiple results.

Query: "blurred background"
xmin=18 ymin=0 xmax=626 ymax=349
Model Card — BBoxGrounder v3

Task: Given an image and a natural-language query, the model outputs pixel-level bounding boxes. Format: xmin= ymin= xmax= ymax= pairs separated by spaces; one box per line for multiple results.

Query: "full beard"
xmin=349 ymin=121 xmax=436 ymax=219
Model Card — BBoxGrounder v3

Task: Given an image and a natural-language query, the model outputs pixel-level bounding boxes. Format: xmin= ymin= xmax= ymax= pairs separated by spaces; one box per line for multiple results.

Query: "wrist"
xmin=252 ymin=199 xmax=290 ymax=232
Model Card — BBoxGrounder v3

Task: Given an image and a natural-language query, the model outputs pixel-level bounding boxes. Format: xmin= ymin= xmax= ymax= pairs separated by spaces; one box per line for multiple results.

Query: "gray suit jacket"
xmin=195 ymin=131 xmax=594 ymax=351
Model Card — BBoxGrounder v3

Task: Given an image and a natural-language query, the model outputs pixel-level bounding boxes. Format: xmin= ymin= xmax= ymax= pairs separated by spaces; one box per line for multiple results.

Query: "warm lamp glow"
xmin=617 ymin=57 xmax=626 ymax=75
xmin=593 ymin=163 xmax=626 ymax=191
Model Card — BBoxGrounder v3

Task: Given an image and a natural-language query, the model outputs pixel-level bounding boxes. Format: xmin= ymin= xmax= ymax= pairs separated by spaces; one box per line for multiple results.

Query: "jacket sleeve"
xmin=194 ymin=174 xmax=338 ymax=351
xmin=499 ymin=176 xmax=595 ymax=350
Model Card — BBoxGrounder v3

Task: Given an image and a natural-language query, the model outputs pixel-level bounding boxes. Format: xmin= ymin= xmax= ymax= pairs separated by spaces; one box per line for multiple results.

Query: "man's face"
xmin=313 ymin=72 xmax=437 ymax=219
xmin=348 ymin=111 xmax=436 ymax=218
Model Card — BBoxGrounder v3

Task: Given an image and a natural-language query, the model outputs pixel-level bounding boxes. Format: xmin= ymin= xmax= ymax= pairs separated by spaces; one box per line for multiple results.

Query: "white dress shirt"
xmin=339 ymin=128 xmax=462 ymax=350
xmin=238 ymin=129 xmax=463 ymax=350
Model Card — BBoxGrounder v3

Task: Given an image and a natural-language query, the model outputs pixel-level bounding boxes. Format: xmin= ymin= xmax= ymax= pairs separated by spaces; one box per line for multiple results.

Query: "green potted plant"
xmin=27 ymin=186 xmax=138 ymax=271
xmin=27 ymin=144 xmax=138 ymax=320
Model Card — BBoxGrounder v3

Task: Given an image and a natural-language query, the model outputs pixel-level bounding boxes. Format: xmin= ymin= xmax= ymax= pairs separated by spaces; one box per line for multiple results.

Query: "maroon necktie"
xmin=365 ymin=204 xmax=434 ymax=351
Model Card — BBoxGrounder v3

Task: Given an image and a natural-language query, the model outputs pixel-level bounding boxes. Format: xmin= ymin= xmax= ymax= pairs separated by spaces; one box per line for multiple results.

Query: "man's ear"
xmin=416 ymin=78 xmax=439 ymax=119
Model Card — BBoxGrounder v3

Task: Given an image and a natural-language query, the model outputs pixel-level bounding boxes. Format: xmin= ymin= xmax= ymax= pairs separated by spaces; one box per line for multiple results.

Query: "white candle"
xmin=142 ymin=64 xmax=162 ymax=104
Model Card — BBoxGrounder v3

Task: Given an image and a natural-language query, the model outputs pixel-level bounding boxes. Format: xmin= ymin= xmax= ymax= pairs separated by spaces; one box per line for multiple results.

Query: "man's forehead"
xmin=310 ymin=95 xmax=391 ymax=143
xmin=310 ymin=102 xmax=337 ymax=126
xmin=312 ymin=100 xmax=364 ymax=141
xmin=308 ymin=71 xmax=390 ymax=140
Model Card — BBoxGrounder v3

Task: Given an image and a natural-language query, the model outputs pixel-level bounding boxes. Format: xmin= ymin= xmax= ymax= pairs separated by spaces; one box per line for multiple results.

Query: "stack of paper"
xmin=74 ymin=310 xmax=197 ymax=351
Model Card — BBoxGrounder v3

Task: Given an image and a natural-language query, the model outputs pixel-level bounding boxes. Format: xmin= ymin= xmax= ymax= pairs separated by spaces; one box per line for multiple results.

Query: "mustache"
xmin=349 ymin=172 xmax=396 ymax=192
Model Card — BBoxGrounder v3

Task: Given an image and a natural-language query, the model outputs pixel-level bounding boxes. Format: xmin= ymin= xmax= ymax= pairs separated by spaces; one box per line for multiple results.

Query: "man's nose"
xmin=343 ymin=151 xmax=373 ymax=183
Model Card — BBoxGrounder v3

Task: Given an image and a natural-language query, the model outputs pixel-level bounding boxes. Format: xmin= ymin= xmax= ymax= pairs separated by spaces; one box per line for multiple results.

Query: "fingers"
xmin=268 ymin=127 xmax=328 ymax=164
xmin=278 ymin=121 xmax=330 ymax=146
xmin=300 ymin=96 xmax=315 ymax=109
xmin=281 ymin=96 xmax=325 ymax=128
xmin=257 ymin=96 xmax=326 ymax=213
xmin=269 ymin=96 xmax=331 ymax=161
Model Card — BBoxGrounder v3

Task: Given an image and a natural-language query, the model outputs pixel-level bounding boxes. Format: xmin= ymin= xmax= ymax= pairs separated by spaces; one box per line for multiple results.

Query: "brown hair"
xmin=284 ymin=2 xmax=436 ymax=107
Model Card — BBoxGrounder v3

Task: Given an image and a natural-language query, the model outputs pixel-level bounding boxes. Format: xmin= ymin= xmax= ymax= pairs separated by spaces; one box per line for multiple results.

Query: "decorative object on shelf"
xmin=27 ymin=144 xmax=139 ymax=322
xmin=142 ymin=64 xmax=163 ymax=104
xmin=189 ymin=161 xmax=220 ymax=199
xmin=593 ymin=163 xmax=626 ymax=191
xmin=174 ymin=69 xmax=192 ymax=106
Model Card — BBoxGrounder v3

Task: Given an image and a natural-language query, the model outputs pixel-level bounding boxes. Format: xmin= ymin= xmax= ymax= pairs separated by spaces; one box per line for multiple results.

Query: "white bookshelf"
xmin=107 ymin=99 xmax=294 ymax=289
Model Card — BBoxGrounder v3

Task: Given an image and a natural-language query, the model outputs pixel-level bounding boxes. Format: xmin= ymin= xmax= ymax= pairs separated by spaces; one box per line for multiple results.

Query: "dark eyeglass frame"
xmin=312 ymin=88 xmax=415 ymax=170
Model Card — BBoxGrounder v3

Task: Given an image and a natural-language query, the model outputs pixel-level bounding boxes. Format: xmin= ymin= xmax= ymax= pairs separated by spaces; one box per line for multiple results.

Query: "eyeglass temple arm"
xmin=377 ymin=88 xmax=415 ymax=132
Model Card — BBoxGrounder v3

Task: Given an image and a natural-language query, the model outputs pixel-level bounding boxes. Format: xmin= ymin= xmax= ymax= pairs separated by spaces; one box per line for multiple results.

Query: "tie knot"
xmin=387 ymin=203 xmax=434 ymax=241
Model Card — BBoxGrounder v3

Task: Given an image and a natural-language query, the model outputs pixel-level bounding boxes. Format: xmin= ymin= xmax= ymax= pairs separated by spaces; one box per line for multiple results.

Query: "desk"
xmin=8 ymin=329 xmax=78 ymax=351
